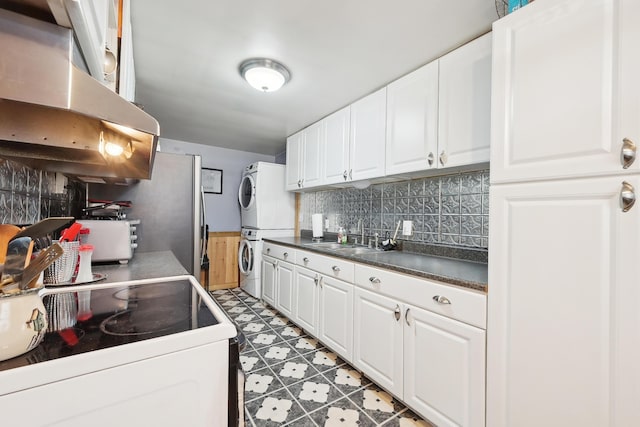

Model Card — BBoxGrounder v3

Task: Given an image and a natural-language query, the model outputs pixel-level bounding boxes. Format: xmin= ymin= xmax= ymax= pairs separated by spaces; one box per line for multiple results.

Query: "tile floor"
xmin=210 ymin=287 xmax=434 ymax=427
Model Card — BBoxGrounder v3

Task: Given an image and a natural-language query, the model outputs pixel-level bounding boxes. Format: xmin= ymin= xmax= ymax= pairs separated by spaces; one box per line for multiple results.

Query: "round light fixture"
xmin=239 ymin=58 xmax=291 ymax=92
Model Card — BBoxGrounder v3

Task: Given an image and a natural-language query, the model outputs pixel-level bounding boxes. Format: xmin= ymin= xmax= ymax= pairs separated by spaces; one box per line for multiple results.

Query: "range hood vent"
xmin=0 ymin=8 xmax=159 ymax=180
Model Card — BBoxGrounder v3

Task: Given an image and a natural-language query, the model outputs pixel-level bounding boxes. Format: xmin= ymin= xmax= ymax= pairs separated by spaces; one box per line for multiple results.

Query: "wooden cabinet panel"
xmin=203 ymin=232 xmax=240 ymax=291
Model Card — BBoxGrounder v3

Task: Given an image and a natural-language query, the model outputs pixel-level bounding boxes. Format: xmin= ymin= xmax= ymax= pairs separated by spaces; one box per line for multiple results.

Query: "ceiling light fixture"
xmin=239 ymin=58 xmax=291 ymax=92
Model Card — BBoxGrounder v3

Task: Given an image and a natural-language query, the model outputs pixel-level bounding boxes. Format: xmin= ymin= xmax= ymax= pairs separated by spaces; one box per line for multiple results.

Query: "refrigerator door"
xmin=90 ymin=152 xmax=202 ymax=277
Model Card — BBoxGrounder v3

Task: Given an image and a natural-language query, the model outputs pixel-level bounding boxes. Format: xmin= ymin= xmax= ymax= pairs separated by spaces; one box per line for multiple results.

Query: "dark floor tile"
xmin=283 ymin=415 xmax=319 ymax=426
xmin=287 ymin=373 xmax=346 ymax=413
xmin=244 ymin=366 xmax=286 ymax=403
xmin=266 ymin=314 xmax=292 ymax=328
xmin=220 ymin=299 xmax=243 ymax=308
xmin=307 ymin=396 xmax=377 ymax=427
xmin=240 ymin=319 xmax=272 ymax=337
xmin=302 ymin=348 xmax=347 ymax=373
xmin=254 ymin=341 xmax=297 ymax=364
xmin=239 ymin=350 xmax=270 ymax=374
xmin=246 ymin=388 xmax=306 ymax=426
xmin=233 ymin=312 xmax=261 ymax=325
xmin=321 ymin=365 xmax=371 ymax=396
xmin=272 ymin=324 xmax=304 ymax=341
xmin=269 ymin=355 xmax=322 ymax=386
xmin=346 ymin=383 xmax=406 ymax=425
xmin=257 ymin=307 xmax=280 ymax=319
xmin=380 ymin=409 xmax=435 ymax=427
xmin=289 ymin=336 xmax=322 ymax=355
xmin=248 ymin=331 xmax=282 ymax=350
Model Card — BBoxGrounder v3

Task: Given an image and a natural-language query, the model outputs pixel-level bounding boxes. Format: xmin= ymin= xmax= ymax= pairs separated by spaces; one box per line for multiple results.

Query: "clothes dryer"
xmin=238 ymin=227 xmax=293 ymax=298
xmin=238 ymin=162 xmax=295 ymax=229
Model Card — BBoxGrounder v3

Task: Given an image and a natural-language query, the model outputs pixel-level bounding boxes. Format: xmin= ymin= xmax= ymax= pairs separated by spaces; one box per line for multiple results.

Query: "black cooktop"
xmin=0 ymin=279 xmax=219 ymax=372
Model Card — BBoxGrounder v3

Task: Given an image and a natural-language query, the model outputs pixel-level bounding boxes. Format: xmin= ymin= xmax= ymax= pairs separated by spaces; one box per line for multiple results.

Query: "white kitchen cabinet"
xmin=261 ymin=254 xmax=277 ymax=306
xmin=285 ymin=123 xmax=322 ymax=191
xmin=349 ymin=88 xmax=387 ymax=181
xmin=275 ymin=260 xmax=295 ymax=319
xmin=488 ymin=176 xmax=640 ymax=427
xmin=491 ymin=0 xmax=640 ymax=184
xmin=293 ymin=265 xmax=319 ymax=336
xmin=438 ymin=33 xmax=491 ymax=169
xmin=285 ymin=131 xmax=304 ymax=191
xmin=322 ymin=106 xmax=351 ymax=185
xmin=488 ymin=2 xmax=640 ymax=426
xmin=353 ymin=287 xmax=403 ymax=397
xmin=385 ymin=61 xmax=439 ymax=175
xmin=404 ymin=304 xmax=486 ymax=427
xmin=317 ymin=274 xmax=353 ymax=361
xmin=117 ymin=0 xmax=135 ymax=101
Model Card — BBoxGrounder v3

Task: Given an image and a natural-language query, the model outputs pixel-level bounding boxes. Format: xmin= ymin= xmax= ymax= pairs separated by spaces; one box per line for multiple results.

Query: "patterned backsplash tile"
xmin=300 ymin=170 xmax=490 ymax=249
xmin=0 ymin=159 xmax=83 ymax=224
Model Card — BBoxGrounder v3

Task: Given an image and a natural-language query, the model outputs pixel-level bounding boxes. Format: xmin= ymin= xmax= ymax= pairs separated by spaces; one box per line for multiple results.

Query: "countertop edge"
xmin=263 ymin=238 xmax=487 ymax=293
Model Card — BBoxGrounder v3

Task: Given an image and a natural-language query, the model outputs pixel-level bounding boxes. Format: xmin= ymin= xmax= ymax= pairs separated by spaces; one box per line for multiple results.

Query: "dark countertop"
xmin=92 ymin=251 xmax=189 ymax=283
xmin=263 ymin=237 xmax=488 ymax=292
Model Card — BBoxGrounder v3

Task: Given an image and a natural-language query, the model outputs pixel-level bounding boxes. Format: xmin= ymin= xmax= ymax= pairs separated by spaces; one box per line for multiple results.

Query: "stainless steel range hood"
xmin=0 ymin=8 xmax=159 ymax=180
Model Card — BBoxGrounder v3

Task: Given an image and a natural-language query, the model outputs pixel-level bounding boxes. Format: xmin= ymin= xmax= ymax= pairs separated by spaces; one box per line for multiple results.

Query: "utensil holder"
xmin=44 ymin=241 xmax=79 ymax=284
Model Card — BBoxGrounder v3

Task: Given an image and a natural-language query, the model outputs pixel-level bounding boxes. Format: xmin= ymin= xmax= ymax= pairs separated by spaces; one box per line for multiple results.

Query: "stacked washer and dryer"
xmin=238 ymin=162 xmax=295 ymax=298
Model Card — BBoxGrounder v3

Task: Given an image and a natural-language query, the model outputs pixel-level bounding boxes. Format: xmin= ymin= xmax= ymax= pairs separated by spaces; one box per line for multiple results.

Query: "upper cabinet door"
xmin=350 ymin=88 xmax=387 ymax=181
xmin=285 ymin=131 xmax=304 ymax=191
xmin=386 ymin=61 xmax=439 ymax=176
xmin=439 ymin=33 xmax=492 ymax=169
xmin=323 ymin=106 xmax=351 ymax=185
xmin=491 ymin=0 xmax=640 ymax=184
xmin=303 ymin=121 xmax=323 ymax=188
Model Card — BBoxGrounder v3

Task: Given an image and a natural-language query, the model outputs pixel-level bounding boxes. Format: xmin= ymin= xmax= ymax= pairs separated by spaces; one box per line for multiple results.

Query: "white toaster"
xmin=76 ymin=220 xmax=139 ymax=263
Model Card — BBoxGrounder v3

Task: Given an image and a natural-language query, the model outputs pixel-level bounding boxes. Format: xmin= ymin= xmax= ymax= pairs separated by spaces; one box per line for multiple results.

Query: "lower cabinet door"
xmin=261 ymin=256 xmax=277 ymax=306
xmin=318 ymin=275 xmax=354 ymax=361
xmin=294 ymin=266 xmax=318 ymax=335
xmin=275 ymin=261 xmax=295 ymax=319
xmin=404 ymin=305 xmax=486 ymax=427
xmin=353 ymin=287 xmax=403 ymax=397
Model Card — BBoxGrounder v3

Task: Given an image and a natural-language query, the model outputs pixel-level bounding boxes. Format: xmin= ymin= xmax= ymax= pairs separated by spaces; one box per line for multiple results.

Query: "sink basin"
xmin=330 ymin=246 xmax=378 ymax=255
xmin=303 ymin=242 xmax=357 ymax=250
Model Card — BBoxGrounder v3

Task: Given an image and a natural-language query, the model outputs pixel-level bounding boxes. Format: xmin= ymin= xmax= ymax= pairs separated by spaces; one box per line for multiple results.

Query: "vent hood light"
xmin=0 ymin=9 xmax=159 ymax=180
xmin=239 ymin=58 xmax=291 ymax=92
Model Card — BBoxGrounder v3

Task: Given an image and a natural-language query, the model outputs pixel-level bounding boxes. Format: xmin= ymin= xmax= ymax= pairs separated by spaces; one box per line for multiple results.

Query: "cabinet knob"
xmin=439 ymin=150 xmax=447 ymax=166
xmin=621 ymin=181 xmax=636 ymax=212
xmin=283 ymin=252 xmax=289 ymax=258
xmin=266 ymin=248 xmax=270 ymax=253
xmin=405 ymin=308 xmax=411 ymax=326
xmin=303 ymin=257 xmax=310 ymax=263
xmin=332 ymin=265 xmax=341 ymax=272
xmin=427 ymin=152 xmax=435 ymax=167
xmin=622 ymin=138 xmax=636 ymax=169
xmin=433 ymin=295 xmax=451 ymax=305
xmin=394 ymin=305 xmax=401 ymax=321
xmin=369 ymin=277 xmax=381 ymax=284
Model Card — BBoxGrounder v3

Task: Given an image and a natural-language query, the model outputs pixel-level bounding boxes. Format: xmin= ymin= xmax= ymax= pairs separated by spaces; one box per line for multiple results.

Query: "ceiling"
xmin=132 ymin=2 xmax=501 ymax=155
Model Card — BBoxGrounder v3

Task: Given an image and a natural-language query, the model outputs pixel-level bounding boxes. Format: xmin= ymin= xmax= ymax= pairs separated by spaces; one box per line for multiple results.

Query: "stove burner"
xmin=100 ymin=306 xmax=190 ymax=336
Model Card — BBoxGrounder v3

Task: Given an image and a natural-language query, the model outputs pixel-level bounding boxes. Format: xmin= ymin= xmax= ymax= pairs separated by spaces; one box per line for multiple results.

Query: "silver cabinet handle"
xmin=427 ymin=152 xmax=434 ymax=167
xmin=622 ymin=138 xmax=636 ymax=169
xmin=314 ymin=274 xmax=319 ymax=286
xmin=301 ymin=178 xmax=304 ymax=187
xmin=343 ymin=170 xmax=348 ymax=180
xmin=369 ymin=277 xmax=381 ymax=284
xmin=273 ymin=260 xmax=278 ymax=268
xmin=297 ymin=179 xmax=302 ymax=188
xmin=319 ymin=276 xmax=323 ymax=288
xmin=303 ymin=257 xmax=310 ymax=263
xmin=621 ymin=181 xmax=636 ymax=212
xmin=433 ymin=295 xmax=451 ymax=305
xmin=349 ymin=169 xmax=353 ymax=180
xmin=405 ymin=308 xmax=411 ymax=326
xmin=394 ymin=305 xmax=401 ymax=321
xmin=332 ymin=266 xmax=341 ymax=272
xmin=439 ymin=150 xmax=447 ymax=166
xmin=283 ymin=252 xmax=289 ymax=258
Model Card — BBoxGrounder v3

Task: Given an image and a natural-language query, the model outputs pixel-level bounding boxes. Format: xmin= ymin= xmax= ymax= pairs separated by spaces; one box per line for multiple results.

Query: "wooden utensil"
xmin=12 ymin=217 xmax=74 ymax=240
xmin=0 ymin=224 xmax=21 ymax=264
xmin=21 ymin=243 xmax=64 ymax=290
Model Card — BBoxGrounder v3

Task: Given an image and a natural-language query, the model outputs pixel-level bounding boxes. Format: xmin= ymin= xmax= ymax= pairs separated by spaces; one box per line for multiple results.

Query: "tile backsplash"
xmin=300 ymin=170 xmax=489 ymax=249
xmin=0 ymin=159 xmax=84 ymax=224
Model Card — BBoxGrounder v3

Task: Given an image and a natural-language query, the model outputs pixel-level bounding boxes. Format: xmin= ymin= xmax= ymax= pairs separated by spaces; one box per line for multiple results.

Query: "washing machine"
xmin=238 ymin=228 xmax=293 ymax=298
xmin=238 ymin=162 xmax=295 ymax=229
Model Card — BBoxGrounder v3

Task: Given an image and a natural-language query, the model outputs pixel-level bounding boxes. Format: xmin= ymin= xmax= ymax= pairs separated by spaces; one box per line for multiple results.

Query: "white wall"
xmin=159 ymin=138 xmax=275 ymax=231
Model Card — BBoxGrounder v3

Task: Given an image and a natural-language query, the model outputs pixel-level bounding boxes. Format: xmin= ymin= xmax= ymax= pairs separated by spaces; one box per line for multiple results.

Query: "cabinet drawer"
xmin=263 ymin=243 xmax=296 ymax=263
xmin=354 ymin=264 xmax=486 ymax=329
xmin=297 ymin=250 xmax=355 ymax=283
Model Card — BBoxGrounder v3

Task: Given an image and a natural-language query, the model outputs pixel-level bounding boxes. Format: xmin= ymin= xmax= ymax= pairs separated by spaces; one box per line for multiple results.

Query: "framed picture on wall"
xmin=202 ymin=168 xmax=223 ymax=194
